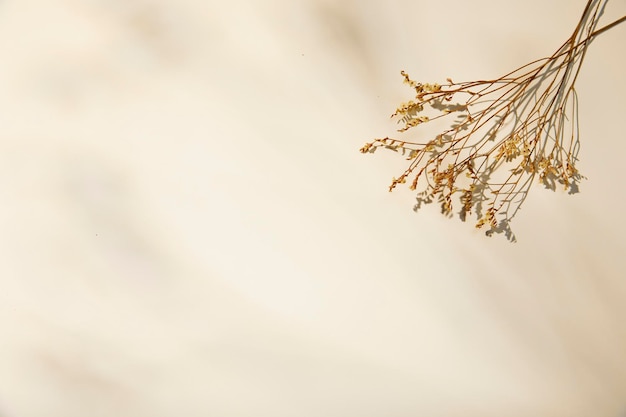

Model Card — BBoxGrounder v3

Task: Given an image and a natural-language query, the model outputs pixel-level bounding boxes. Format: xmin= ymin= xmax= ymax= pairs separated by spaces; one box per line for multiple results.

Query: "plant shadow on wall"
xmin=361 ymin=0 xmax=626 ymax=242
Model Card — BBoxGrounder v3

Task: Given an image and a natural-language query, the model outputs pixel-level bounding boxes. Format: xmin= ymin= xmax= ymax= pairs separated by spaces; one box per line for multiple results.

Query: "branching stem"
xmin=361 ymin=0 xmax=623 ymax=241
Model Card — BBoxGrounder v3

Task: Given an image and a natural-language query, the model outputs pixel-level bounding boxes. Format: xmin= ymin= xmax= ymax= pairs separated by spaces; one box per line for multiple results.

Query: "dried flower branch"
xmin=361 ymin=0 xmax=626 ymax=241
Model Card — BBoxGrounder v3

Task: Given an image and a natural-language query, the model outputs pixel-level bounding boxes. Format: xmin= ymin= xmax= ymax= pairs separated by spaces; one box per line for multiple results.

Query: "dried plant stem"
xmin=361 ymin=0 xmax=625 ymax=241
xmin=590 ymin=14 xmax=626 ymax=37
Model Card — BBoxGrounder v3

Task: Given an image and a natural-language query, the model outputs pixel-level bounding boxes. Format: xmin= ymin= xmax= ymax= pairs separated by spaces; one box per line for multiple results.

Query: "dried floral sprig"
xmin=361 ymin=0 xmax=626 ymax=241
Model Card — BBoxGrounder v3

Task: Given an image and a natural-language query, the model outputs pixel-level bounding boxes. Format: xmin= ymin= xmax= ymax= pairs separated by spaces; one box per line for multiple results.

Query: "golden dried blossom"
xmin=361 ymin=0 xmax=626 ymax=241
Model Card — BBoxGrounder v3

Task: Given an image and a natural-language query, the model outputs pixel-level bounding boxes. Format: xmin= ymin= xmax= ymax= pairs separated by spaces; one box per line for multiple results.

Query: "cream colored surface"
xmin=0 ymin=0 xmax=625 ymax=416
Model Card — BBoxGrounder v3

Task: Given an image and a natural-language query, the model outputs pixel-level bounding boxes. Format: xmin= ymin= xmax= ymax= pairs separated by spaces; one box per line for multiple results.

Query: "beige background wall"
xmin=0 ymin=0 xmax=625 ymax=416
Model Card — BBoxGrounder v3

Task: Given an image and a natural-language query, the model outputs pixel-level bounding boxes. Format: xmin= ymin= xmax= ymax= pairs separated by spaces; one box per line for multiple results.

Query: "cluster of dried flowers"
xmin=361 ymin=0 xmax=625 ymax=241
